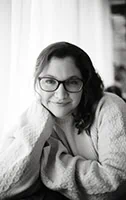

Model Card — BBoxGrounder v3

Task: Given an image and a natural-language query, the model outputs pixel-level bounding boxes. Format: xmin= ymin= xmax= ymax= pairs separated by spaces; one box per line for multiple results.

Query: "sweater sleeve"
xmin=0 ymin=100 xmax=53 ymax=199
xmin=41 ymin=95 xmax=126 ymax=200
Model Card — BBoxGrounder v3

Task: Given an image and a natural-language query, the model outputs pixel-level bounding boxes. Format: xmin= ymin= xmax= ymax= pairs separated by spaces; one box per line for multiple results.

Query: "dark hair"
xmin=34 ymin=41 xmax=104 ymax=134
xmin=105 ymin=85 xmax=122 ymax=98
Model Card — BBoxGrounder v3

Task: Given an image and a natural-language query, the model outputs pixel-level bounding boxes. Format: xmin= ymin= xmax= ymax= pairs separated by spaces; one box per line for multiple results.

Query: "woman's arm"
xmin=41 ymin=98 xmax=126 ymax=200
xmin=0 ymin=100 xmax=53 ymax=199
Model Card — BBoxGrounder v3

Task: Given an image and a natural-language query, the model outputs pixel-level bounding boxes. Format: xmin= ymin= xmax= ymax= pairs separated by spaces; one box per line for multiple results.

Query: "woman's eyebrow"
xmin=40 ymin=75 xmax=56 ymax=78
xmin=39 ymin=75 xmax=81 ymax=79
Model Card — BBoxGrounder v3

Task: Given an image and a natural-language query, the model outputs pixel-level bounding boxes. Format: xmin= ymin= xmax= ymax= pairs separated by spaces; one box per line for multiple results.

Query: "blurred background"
xmin=0 ymin=0 xmax=126 ymax=134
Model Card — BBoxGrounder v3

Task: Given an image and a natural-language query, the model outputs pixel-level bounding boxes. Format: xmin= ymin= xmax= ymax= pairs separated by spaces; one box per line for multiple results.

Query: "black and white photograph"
xmin=0 ymin=1 xmax=126 ymax=200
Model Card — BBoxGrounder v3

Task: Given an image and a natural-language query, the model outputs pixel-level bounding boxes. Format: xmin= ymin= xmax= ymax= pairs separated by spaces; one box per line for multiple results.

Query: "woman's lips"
xmin=51 ymin=101 xmax=70 ymax=106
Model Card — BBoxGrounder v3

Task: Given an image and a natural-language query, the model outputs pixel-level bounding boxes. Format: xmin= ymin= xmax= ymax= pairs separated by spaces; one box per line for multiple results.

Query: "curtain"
xmin=0 ymin=0 xmax=113 ymax=135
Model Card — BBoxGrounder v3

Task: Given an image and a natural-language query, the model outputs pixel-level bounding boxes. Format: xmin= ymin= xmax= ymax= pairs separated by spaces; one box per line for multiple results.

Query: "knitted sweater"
xmin=41 ymin=93 xmax=126 ymax=200
xmin=0 ymin=93 xmax=126 ymax=200
xmin=0 ymin=100 xmax=53 ymax=199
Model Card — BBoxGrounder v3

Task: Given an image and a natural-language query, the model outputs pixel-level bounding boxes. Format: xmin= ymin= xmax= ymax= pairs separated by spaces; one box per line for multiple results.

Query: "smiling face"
xmin=37 ymin=56 xmax=83 ymax=119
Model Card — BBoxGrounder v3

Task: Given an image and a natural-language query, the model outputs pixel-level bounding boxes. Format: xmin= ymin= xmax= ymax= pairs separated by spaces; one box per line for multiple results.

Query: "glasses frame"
xmin=38 ymin=77 xmax=84 ymax=93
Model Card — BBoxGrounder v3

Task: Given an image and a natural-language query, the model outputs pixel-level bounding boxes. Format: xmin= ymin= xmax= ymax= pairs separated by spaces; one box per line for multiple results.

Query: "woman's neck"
xmin=54 ymin=114 xmax=75 ymax=133
xmin=55 ymin=114 xmax=73 ymax=124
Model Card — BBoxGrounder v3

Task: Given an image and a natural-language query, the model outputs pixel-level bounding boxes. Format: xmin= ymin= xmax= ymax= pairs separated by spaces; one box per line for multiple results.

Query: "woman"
xmin=1 ymin=42 xmax=126 ymax=200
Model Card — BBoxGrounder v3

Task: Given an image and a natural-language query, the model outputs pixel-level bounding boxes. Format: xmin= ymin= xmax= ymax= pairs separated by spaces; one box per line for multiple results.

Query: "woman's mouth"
xmin=51 ymin=101 xmax=70 ymax=106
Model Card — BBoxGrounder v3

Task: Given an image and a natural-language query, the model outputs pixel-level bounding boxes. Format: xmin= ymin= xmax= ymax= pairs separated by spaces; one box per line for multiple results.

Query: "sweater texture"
xmin=41 ymin=93 xmax=126 ymax=200
xmin=0 ymin=93 xmax=126 ymax=200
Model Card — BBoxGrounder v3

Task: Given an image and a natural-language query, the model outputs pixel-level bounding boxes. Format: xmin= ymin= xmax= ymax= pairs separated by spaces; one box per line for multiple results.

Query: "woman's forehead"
xmin=40 ymin=56 xmax=82 ymax=79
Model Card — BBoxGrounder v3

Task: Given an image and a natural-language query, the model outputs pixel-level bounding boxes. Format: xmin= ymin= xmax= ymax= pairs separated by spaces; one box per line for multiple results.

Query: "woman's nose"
xmin=54 ymin=83 xmax=68 ymax=99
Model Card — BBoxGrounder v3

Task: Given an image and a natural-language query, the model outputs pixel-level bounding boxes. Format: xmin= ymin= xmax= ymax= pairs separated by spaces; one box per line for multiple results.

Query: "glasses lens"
xmin=65 ymin=78 xmax=83 ymax=92
xmin=39 ymin=77 xmax=58 ymax=91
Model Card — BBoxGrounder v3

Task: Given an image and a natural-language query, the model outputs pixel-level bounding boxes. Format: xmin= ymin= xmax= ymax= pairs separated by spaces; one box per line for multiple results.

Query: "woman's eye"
xmin=45 ymin=79 xmax=56 ymax=85
xmin=68 ymin=80 xmax=79 ymax=85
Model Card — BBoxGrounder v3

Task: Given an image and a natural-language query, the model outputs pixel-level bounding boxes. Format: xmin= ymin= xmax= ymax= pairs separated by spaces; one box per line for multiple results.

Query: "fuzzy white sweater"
xmin=0 ymin=100 xmax=53 ymax=199
xmin=1 ymin=93 xmax=126 ymax=200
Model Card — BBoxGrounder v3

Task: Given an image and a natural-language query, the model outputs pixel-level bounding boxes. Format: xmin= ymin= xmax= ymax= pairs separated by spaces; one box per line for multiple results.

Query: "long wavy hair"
xmin=34 ymin=41 xmax=104 ymax=134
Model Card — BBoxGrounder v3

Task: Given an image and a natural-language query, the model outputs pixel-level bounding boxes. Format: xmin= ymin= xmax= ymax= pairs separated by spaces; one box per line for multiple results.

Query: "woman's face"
xmin=38 ymin=56 xmax=83 ymax=119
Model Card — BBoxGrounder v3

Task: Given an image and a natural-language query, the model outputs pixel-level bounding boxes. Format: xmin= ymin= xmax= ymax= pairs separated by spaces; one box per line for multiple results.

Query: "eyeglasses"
xmin=38 ymin=77 xmax=84 ymax=93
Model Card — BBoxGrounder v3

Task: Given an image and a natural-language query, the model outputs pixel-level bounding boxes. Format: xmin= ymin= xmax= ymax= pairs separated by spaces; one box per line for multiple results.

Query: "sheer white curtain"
xmin=0 ymin=0 xmax=11 ymax=134
xmin=0 ymin=0 xmax=113 ymax=134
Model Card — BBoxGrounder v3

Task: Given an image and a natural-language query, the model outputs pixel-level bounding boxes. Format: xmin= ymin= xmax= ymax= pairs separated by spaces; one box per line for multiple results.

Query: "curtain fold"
xmin=0 ymin=0 xmax=113 ymax=134
xmin=0 ymin=0 xmax=11 ymax=134
xmin=78 ymin=0 xmax=114 ymax=85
